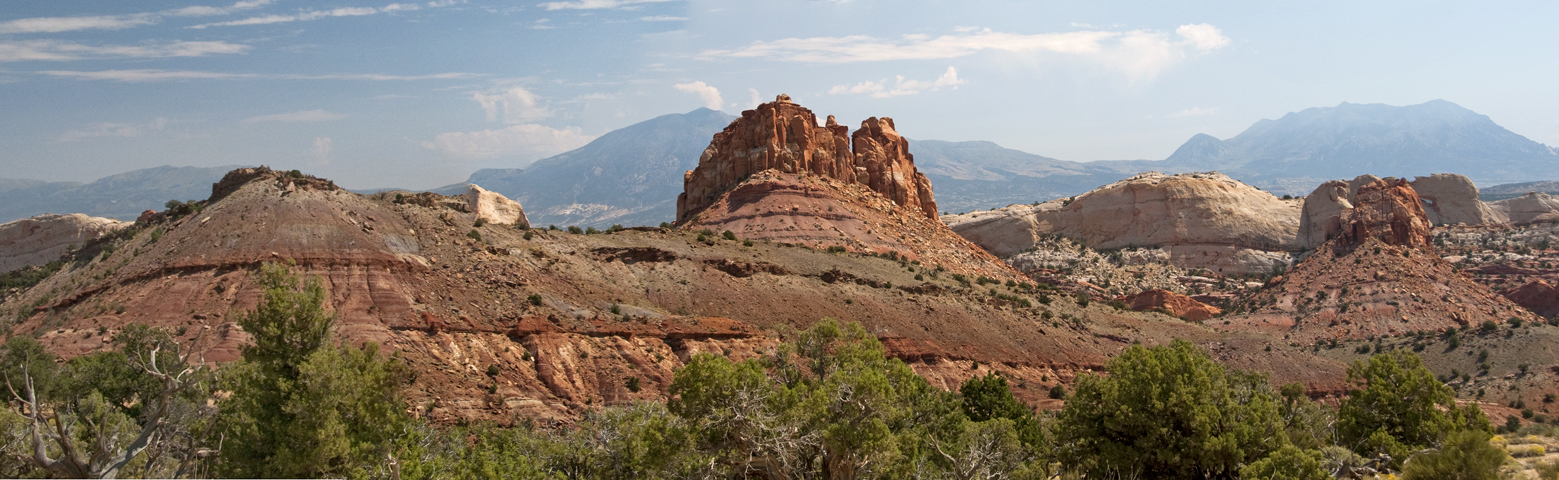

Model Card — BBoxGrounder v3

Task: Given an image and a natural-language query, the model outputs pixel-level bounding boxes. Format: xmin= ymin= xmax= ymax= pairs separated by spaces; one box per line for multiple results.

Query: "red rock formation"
xmin=1119 ymin=289 xmax=1222 ymax=321
xmin=851 ymin=116 xmax=938 ymax=221
xmin=1503 ymin=280 xmax=1559 ymax=319
xmin=677 ymin=94 xmax=937 ymax=222
xmin=1338 ymin=178 xmax=1433 ymax=250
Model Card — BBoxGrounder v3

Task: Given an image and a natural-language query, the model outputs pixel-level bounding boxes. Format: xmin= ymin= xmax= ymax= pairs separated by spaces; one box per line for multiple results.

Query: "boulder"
xmin=1409 ymin=173 xmax=1506 ymax=226
xmin=1118 ymin=289 xmax=1222 ymax=321
xmin=0 ymin=213 xmax=130 ymax=272
xmin=1488 ymin=192 xmax=1559 ymax=225
xmin=464 ymin=184 xmax=529 ymax=226
xmin=677 ymin=94 xmax=937 ymax=223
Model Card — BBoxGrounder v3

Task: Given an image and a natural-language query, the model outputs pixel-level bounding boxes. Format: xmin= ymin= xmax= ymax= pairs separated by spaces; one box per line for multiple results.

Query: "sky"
xmin=2 ymin=0 xmax=1557 ymax=190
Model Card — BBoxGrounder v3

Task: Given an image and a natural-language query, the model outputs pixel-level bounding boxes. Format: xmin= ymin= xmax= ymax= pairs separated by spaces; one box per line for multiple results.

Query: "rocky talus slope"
xmin=945 ymin=172 xmax=1304 ymax=275
xmin=2 ymin=167 xmax=1354 ymax=423
xmin=0 ymin=213 xmax=129 ymax=272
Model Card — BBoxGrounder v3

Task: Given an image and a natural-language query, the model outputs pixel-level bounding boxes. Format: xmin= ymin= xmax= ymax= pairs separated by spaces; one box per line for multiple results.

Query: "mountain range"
xmin=4 ymin=100 xmax=1555 ymax=226
xmin=0 ymin=166 xmax=237 ymax=223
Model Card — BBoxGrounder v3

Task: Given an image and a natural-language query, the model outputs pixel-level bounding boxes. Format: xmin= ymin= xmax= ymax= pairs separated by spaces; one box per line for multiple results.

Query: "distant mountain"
xmin=1481 ymin=180 xmax=1559 ymax=201
xmin=910 ymin=140 xmax=1138 ymax=213
xmin=440 ymin=108 xmax=735 ymax=227
xmin=1163 ymin=100 xmax=1559 ymax=193
xmin=0 ymin=166 xmax=238 ymax=223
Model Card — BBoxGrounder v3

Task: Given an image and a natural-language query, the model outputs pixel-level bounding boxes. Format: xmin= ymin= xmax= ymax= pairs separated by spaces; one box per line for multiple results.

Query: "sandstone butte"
xmin=675 ymin=95 xmax=1023 ymax=282
xmin=678 ymin=94 xmax=937 ymax=223
xmin=1233 ymin=178 xmax=1541 ymax=342
xmin=0 ymin=213 xmax=129 ymax=273
xmin=944 ymin=172 xmax=1304 ymax=276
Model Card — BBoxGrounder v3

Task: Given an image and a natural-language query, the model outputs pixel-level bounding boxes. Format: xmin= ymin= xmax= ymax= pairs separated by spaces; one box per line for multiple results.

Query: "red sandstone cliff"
xmin=1337 ymin=178 xmax=1434 ymax=250
xmin=676 ymin=94 xmax=937 ymax=223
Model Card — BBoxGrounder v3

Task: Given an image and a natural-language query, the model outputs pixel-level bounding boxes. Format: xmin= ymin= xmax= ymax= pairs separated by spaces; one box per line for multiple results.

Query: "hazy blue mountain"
xmin=1163 ymin=100 xmax=1559 ymax=192
xmin=910 ymin=140 xmax=1139 ymax=213
xmin=441 ymin=108 xmax=736 ymax=227
xmin=0 ymin=165 xmax=239 ymax=223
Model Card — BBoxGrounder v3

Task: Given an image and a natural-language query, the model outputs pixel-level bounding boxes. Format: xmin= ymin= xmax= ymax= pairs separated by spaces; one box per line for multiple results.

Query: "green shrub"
xmin=1055 ymin=340 xmax=1287 ymax=478
xmin=1240 ymin=445 xmax=1329 ymax=480
xmin=1400 ymin=430 xmax=1505 ymax=480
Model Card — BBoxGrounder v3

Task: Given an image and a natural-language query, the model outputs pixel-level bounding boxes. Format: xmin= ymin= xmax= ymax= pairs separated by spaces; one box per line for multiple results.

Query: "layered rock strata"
xmin=677 ymin=94 xmax=936 ymax=223
xmin=0 ymin=213 xmax=129 ymax=272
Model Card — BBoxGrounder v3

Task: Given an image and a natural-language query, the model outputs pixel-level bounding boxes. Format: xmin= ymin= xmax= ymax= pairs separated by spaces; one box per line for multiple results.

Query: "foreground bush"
xmin=1055 ymin=339 xmax=1288 ymax=479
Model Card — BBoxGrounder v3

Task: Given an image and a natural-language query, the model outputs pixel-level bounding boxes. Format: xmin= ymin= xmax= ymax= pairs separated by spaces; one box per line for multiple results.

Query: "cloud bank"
xmin=700 ymin=25 xmax=1232 ymax=80
xmin=423 ymin=124 xmax=595 ymax=160
xmin=829 ymin=66 xmax=965 ymax=98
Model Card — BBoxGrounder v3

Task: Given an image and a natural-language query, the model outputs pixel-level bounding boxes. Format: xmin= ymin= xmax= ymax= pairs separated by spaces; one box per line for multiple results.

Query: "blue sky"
xmin=2 ymin=0 xmax=1556 ymax=189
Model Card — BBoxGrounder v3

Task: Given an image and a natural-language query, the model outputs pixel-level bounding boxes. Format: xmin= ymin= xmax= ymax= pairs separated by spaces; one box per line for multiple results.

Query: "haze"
xmin=2 ymin=0 xmax=1556 ymax=190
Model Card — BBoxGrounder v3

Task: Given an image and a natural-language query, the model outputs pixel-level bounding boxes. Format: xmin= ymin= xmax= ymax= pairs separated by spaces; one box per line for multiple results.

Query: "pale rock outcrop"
xmin=1489 ymin=192 xmax=1559 ymax=225
xmin=677 ymin=94 xmax=936 ymax=222
xmin=0 ymin=214 xmax=130 ymax=272
xmin=1410 ymin=174 xmax=1506 ymax=226
xmin=464 ymin=184 xmax=529 ymax=226
xmin=1298 ymin=180 xmax=1354 ymax=249
xmin=945 ymin=172 xmax=1303 ymax=275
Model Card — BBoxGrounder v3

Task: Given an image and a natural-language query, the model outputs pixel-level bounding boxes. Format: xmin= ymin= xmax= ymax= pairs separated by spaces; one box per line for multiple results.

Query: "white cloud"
xmin=312 ymin=137 xmax=334 ymax=165
xmin=189 ymin=1 xmax=453 ymax=29
xmin=37 ymin=69 xmax=478 ymax=82
xmin=0 ymin=40 xmax=249 ymax=62
xmin=829 ymin=66 xmax=966 ymax=98
xmin=1176 ymin=24 xmax=1231 ymax=50
xmin=699 ymin=25 xmax=1231 ymax=80
xmin=673 ymin=81 xmax=722 ymax=110
xmin=639 ymin=15 xmax=687 ymax=21
xmin=538 ymin=0 xmax=674 ymax=10
xmin=242 ymin=109 xmax=348 ymax=123
xmin=423 ymin=124 xmax=595 ymax=160
xmin=1168 ymin=107 xmax=1219 ymax=117
xmin=0 ymin=14 xmax=157 ymax=34
xmin=473 ymin=86 xmax=550 ymax=123
xmin=56 ymin=117 xmax=168 ymax=142
xmin=747 ymin=88 xmax=761 ymax=109
xmin=168 ymin=0 xmax=278 ymax=17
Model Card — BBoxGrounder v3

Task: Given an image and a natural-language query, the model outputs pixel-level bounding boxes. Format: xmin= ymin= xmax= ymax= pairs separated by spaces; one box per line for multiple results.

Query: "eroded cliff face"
xmin=677 ymin=95 xmax=937 ymax=223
